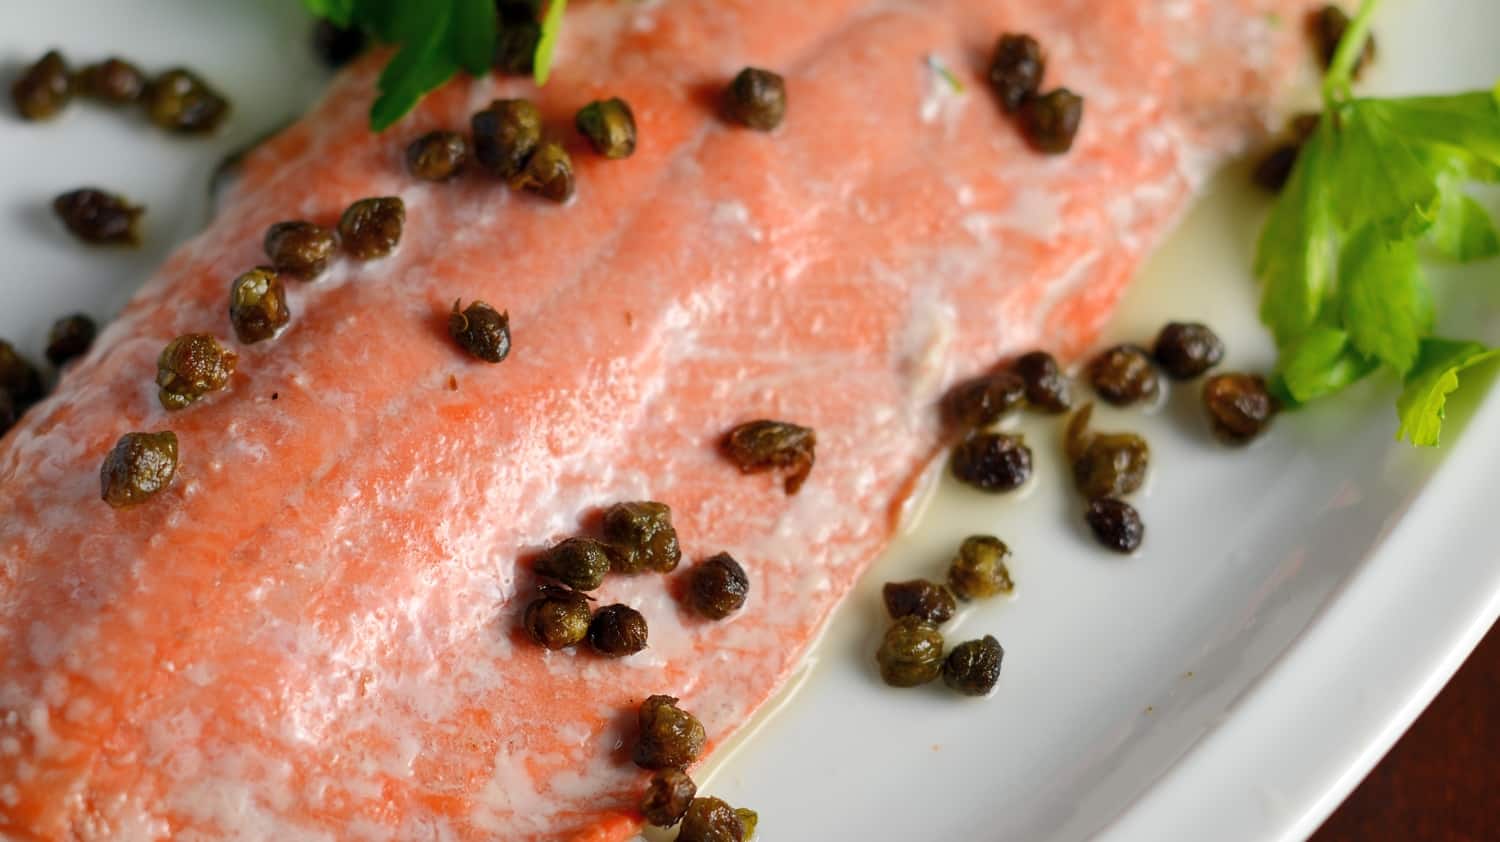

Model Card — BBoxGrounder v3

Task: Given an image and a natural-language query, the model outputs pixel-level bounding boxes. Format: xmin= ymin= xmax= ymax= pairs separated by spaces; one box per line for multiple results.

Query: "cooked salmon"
xmin=0 ymin=1 xmax=1313 ymax=838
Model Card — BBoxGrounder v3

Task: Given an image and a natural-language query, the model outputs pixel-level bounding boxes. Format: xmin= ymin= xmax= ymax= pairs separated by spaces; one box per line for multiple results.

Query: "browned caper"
xmin=948 ymin=535 xmax=1014 ymax=601
xmin=142 ymin=68 xmax=229 ymax=134
xmin=312 ymin=19 xmax=366 ymax=68
xmin=76 ymin=58 xmax=146 ymax=105
xmin=882 ymin=579 xmax=956 ymax=625
xmin=951 ymin=432 xmax=1032 ymax=493
xmin=493 ymin=3 xmax=541 ymax=75
xmin=943 ymin=635 xmax=1004 ymax=697
xmin=100 ymin=431 xmax=178 ymax=509
xmin=588 ymin=603 xmax=649 ymax=657
xmin=523 ymin=585 xmax=592 ymax=650
xmin=1309 ymin=5 xmax=1375 ymax=76
xmin=0 ymin=391 xmax=15 ymax=438
xmin=1203 ymin=373 xmax=1279 ymax=444
xmin=45 ymin=314 xmax=96 ymax=366
xmin=512 ymin=141 xmax=575 ymax=202
xmin=1086 ymin=497 xmax=1144 ymax=554
xmin=0 ymin=340 xmax=43 ymax=406
xmin=264 ymin=220 xmax=337 ymax=280
xmin=472 ymin=99 xmax=542 ymax=179
xmin=602 ymin=501 xmax=681 ymax=574
xmin=11 ymin=50 xmax=71 ymax=120
xmin=406 ymin=130 xmax=469 ymax=181
xmin=156 ymin=334 xmax=238 ymax=411
xmin=724 ymin=67 xmax=786 ymax=131
xmin=448 ymin=300 xmax=512 ymax=364
xmin=633 ymin=694 xmax=706 ymax=770
xmin=735 ymin=808 xmax=758 ymax=840
xmin=1067 ymin=406 xmax=1149 ymax=500
xmin=1152 ymin=322 xmax=1225 ymax=380
xmin=943 ymin=371 xmax=1025 ymax=431
xmin=576 ymin=97 xmax=637 ymax=159
xmin=722 ymin=419 xmax=816 ymax=494
xmin=876 ymin=616 xmax=945 ymax=688
xmin=53 ymin=188 xmax=143 ymax=246
xmin=641 ymin=768 xmax=697 ymax=828
xmin=1253 ymin=114 xmax=1323 ymax=193
xmin=678 ymin=797 xmax=746 ymax=842
xmin=338 ymin=196 xmax=404 ymax=259
xmin=689 ymin=553 xmax=750 ymax=620
xmin=988 ymin=33 xmax=1044 ymax=113
xmin=229 ymin=268 xmax=291 ymax=344
xmin=535 ymin=536 xmax=611 ymax=591
xmin=1013 ymin=350 xmax=1072 ymax=413
xmin=1018 ymin=88 xmax=1084 ymax=154
xmin=1088 ymin=344 xmax=1159 ymax=406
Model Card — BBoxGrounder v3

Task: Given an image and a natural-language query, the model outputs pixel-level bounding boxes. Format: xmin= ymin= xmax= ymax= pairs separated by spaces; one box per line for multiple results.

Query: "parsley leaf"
xmin=1397 ymin=339 xmax=1500 ymax=445
xmin=1337 ymin=228 xmax=1431 ymax=374
xmin=1277 ymin=325 xmax=1378 ymax=404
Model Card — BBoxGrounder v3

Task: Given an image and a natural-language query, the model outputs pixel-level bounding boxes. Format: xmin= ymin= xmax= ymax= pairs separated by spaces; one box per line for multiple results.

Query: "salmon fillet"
xmin=0 ymin=1 xmax=1311 ymax=838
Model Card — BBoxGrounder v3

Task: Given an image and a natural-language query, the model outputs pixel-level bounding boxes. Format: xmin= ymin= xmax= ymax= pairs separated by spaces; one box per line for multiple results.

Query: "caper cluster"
xmin=632 ymin=696 xmax=759 ymax=840
xmin=985 ymin=34 xmax=1084 ymax=154
xmin=942 ymin=349 xmax=1076 ymax=495
xmin=0 ymin=313 xmax=99 ymax=439
xmin=11 ymin=49 xmax=228 ymax=133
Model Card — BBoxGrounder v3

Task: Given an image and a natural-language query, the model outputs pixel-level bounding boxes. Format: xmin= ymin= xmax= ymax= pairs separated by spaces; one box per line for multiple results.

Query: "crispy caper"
xmin=0 ymin=391 xmax=15 ymax=437
xmin=523 ymin=585 xmax=592 ymax=649
xmin=588 ymin=603 xmax=649 ymax=657
xmin=602 ymin=501 xmax=681 ymax=574
xmin=735 ymin=808 xmax=758 ymax=840
xmin=576 ymin=97 xmax=638 ymax=159
xmin=689 ymin=553 xmax=750 ymax=620
xmin=11 ymin=50 xmax=71 ymax=120
xmin=1088 ymin=344 xmax=1159 ymax=406
xmin=312 ymin=19 xmax=366 ymax=68
xmin=142 ymin=68 xmax=229 ymax=134
xmin=943 ymin=371 xmax=1025 ymax=431
xmin=1019 ymin=88 xmax=1084 ymax=155
xmin=1071 ymin=425 xmax=1150 ymax=500
xmin=882 ymin=579 xmax=956 ymax=625
xmin=1310 ymin=5 xmax=1375 ymax=76
xmin=472 ymin=99 xmax=542 ymax=179
xmin=948 ymin=535 xmax=1014 ymax=601
xmin=1013 ymin=350 xmax=1072 ymax=413
xmin=0 ymin=340 xmax=44 ymax=406
xmin=264 ymin=220 xmax=337 ymax=280
xmin=448 ymin=300 xmax=512 ymax=364
xmin=951 ymin=432 xmax=1032 ymax=493
xmin=156 ymin=334 xmax=237 ymax=411
xmin=1253 ymin=143 xmax=1301 ymax=193
xmin=943 ymin=635 xmax=1004 ymax=697
xmin=535 ymin=536 xmax=611 ymax=590
xmin=493 ymin=3 xmax=542 ymax=75
xmin=406 ymin=130 xmax=469 ymax=181
xmin=512 ymin=141 xmax=575 ymax=202
xmin=1086 ymin=497 xmax=1144 ymax=554
xmin=53 ymin=188 xmax=143 ymax=246
xmin=75 ymin=58 xmax=146 ymax=105
xmin=100 ymin=431 xmax=178 ymax=509
xmin=633 ymin=694 xmax=706 ymax=770
xmin=876 ymin=616 xmax=945 ymax=688
xmin=678 ymin=797 xmax=746 ymax=842
xmin=988 ymin=33 xmax=1044 ymax=113
xmin=45 ymin=314 xmax=96 ymax=366
xmin=1152 ymin=322 xmax=1225 ymax=380
xmin=338 ymin=196 xmax=405 ymax=260
xmin=641 ymin=767 xmax=697 ymax=828
xmin=724 ymin=67 xmax=786 ymax=131
xmin=228 ymin=268 xmax=291 ymax=344
xmin=1203 ymin=373 xmax=1279 ymax=444
xmin=723 ymin=419 xmax=816 ymax=494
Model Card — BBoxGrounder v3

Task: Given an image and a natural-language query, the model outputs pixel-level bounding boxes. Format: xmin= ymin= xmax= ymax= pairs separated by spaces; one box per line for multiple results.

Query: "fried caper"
xmin=633 ymin=694 xmax=706 ymax=770
xmin=523 ymin=585 xmax=592 ymax=650
xmin=588 ymin=603 xmax=649 ymax=657
xmin=11 ymin=50 xmax=71 ymax=120
xmin=948 ymin=535 xmax=1014 ymax=601
xmin=882 ymin=580 xmax=956 ymax=625
xmin=1067 ymin=406 xmax=1149 ymax=500
xmin=142 ymin=68 xmax=229 ymax=134
xmin=75 ymin=58 xmax=146 ymax=105
xmin=0 ymin=392 xmax=15 ymax=437
xmin=0 ymin=340 xmax=44 ymax=406
xmin=512 ymin=141 xmax=575 ymax=202
xmin=155 ymin=334 xmax=237 ymax=411
xmin=472 ymin=99 xmax=542 ymax=179
xmin=722 ymin=419 xmax=816 ymax=494
xmin=264 ymin=220 xmax=337 ymax=280
xmin=100 ymin=431 xmax=178 ymax=509
xmin=951 ymin=432 xmax=1032 ymax=493
xmin=943 ymin=635 xmax=1004 ymax=697
xmin=535 ymin=536 xmax=611 ymax=591
xmin=1152 ymin=322 xmax=1224 ymax=380
xmin=493 ymin=3 xmax=542 ymax=75
xmin=987 ymin=33 xmax=1044 ymax=113
xmin=312 ymin=19 xmax=366 ymax=68
xmin=689 ymin=553 xmax=750 ymax=620
xmin=1309 ymin=5 xmax=1375 ymax=76
xmin=338 ymin=196 xmax=405 ymax=260
xmin=1019 ymin=88 xmax=1083 ymax=154
xmin=448 ymin=300 xmax=512 ymax=364
xmin=1254 ymin=113 xmax=1323 ymax=193
xmin=678 ymin=797 xmax=746 ymax=842
xmin=943 ymin=371 xmax=1025 ymax=430
xmin=1013 ymin=350 xmax=1072 ymax=413
xmin=45 ymin=314 xmax=96 ymax=366
xmin=1203 ymin=373 xmax=1279 ymax=444
xmin=576 ymin=97 xmax=638 ymax=159
xmin=1087 ymin=344 xmax=1160 ymax=406
xmin=723 ymin=67 xmax=786 ymax=131
xmin=735 ymin=808 xmax=758 ymax=840
xmin=876 ymin=616 xmax=945 ymax=688
xmin=641 ymin=767 xmax=697 ymax=828
xmin=406 ymin=130 xmax=469 ymax=181
xmin=228 ymin=268 xmax=291 ymax=344
xmin=53 ymin=188 xmax=143 ymax=246
xmin=1086 ymin=498 xmax=1144 ymax=554
xmin=602 ymin=501 xmax=681 ymax=574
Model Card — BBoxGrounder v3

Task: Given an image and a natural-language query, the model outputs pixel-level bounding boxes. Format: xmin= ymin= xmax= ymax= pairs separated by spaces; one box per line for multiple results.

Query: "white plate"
xmin=2 ymin=2 xmax=1498 ymax=841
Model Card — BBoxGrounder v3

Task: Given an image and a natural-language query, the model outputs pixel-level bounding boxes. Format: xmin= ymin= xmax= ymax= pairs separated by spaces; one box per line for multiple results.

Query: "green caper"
xmin=53 ymin=188 xmax=143 ymax=246
xmin=722 ymin=419 xmax=816 ymax=494
xmin=11 ymin=50 xmax=72 ymax=121
xmin=948 ymin=535 xmax=1013 ymax=601
xmin=0 ymin=340 xmax=44 ymax=406
xmin=523 ymin=585 xmax=592 ymax=650
xmin=724 ymin=67 xmax=786 ymax=131
xmin=1072 ymin=429 xmax=1150 ymax=500
xmin=633 ymin=694 xmax=706 ymax=770
xmin=1153 ymin=322 xmax=1225 ymax=380
xmin=493 ymin=3 xmax=541 ymax=75
xmin=45 ymin=314 xmax=97 ymax=366
xmin=1018 ymin=88 xmax=1083 ymax=154
xmin=987 ymin=33 xmax=1044 ymax=113
xmin=156 ymin=334 xmax=238 ymax=411
xmin=511 ymin=141 xmax=575 ymax=202
xmin=1203 ymin=373 xmax=1279 ymax=444
xmin=1013 ymin=350 xmax=1072 ymax=413
xmin=472 ymin=99 xmax=542 ymax=179
xmin=338 ymin=196 xmax=405 ymax=260
xmin=264 ymin=220 xmax=337 ymax=280
xmin=587 ymin=603 xmax=649 ymax=657
xmin=534 ymin=537 xmax=611 ymax=590
xmin=689 ymin=553 xmax=750 ymax=620
xmin=876 ymin=616 xmax=945 ymax=688
xmin=448 ymin=300 xmax=512 ymax=364
xmin=678 ymin=797 xmax=746 ymax=842
xmin=734 ymin=808 xmax=758 ymax=840
xmin=1085 ymin=497 xmax=1144 ymax=554
xmin=1087 ymin=344 xmax=1159 ymax=406
xmin=142 ymin=68 xmax=230 ymax=134
xmin=406 ymin=130 xmax=470 ymax=181
xmin=602 ymin=501 xmax=681 ymax=574
xmin=228 ymin=268 xmax=291 ymax=344
xmin=640 ymin=767 xmax=697 ymax=828
xmin=943 ymin=635 xmax=1004 ymax=697
xmin=881 ymin=579 xmax=956 ymax=625
xmin=950 ymin=432 xmax=1032 ymax=493
xmin=100 ymin=431 xmax=178 ymax=509
xmin=76 ymin=58 xmax=146 ymax=105
xmin=312 ymin=19 xmax=366 ymax=68
xmin=576 ymin=97 xmax=637 ymax=159
xmin=943 ymin=371 xmax=1025 ymax=430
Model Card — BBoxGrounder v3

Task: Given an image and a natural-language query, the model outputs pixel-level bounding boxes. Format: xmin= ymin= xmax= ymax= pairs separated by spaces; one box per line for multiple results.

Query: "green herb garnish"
xmin=1257 ymin=0 xmax=1500 ymax=445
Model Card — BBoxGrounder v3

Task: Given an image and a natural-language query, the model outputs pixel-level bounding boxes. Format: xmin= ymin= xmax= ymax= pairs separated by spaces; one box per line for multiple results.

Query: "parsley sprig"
xmin=1258 ymin=0 xmax=1500 ymax=445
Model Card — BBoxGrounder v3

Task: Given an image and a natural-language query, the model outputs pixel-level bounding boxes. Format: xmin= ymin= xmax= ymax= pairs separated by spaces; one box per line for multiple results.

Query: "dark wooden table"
xmin=1312 ymin=619 xmax=1499 ymax=841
